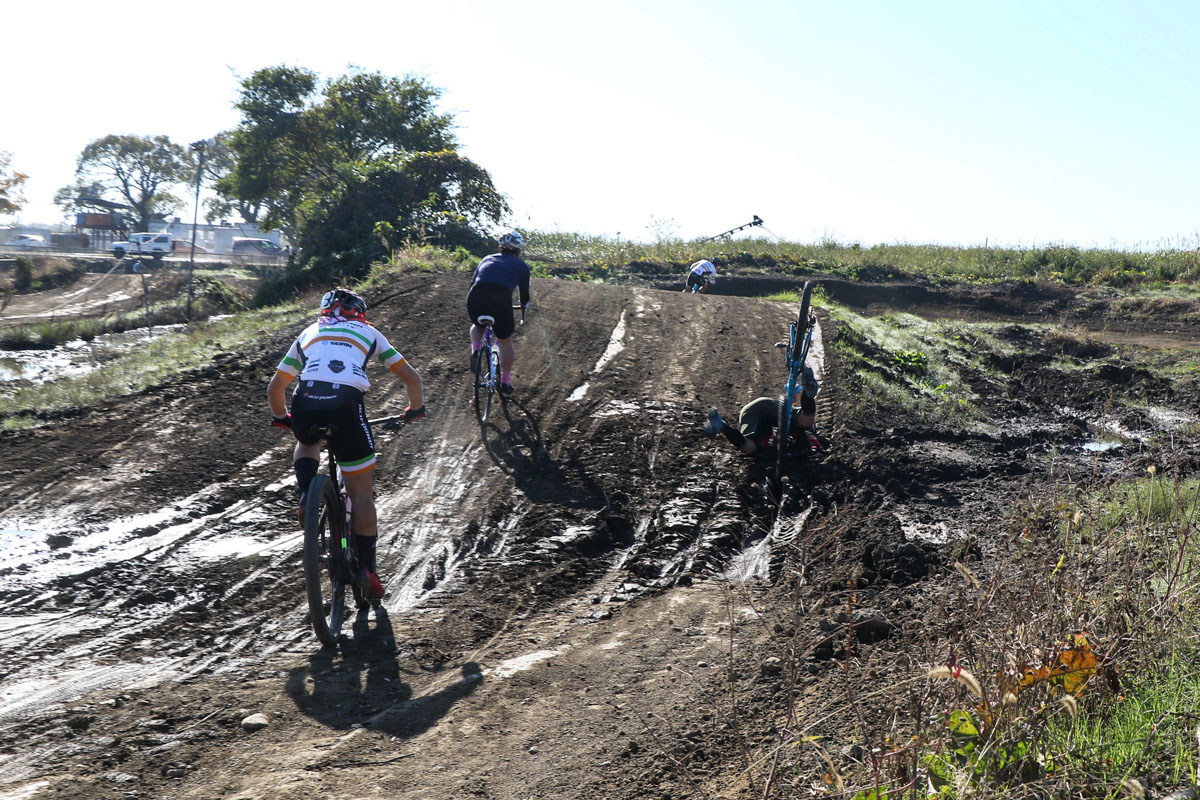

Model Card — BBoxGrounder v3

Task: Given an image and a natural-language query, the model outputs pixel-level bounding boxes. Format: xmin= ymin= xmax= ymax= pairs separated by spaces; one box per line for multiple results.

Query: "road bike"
xmin=473 ymin=305 xmax=525 ymax=425
xmin=775 ymin=281 xmax=816 ymax=468
xmin=300 ymin=414 xmax=405 ymax=647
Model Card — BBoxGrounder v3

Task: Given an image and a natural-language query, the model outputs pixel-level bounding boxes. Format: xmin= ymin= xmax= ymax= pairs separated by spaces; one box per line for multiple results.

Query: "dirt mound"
xmin=2 ymin=270 xmax=1198 ymax=799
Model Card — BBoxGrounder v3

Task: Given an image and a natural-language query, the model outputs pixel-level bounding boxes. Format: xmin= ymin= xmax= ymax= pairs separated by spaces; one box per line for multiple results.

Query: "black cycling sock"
xmin=355 ymin=535 xmax=377 ymax=572
xmin=720 ymin=424 xmax=746 ymax=449
xmin=294 ymin=458 xmax=319 ymax=502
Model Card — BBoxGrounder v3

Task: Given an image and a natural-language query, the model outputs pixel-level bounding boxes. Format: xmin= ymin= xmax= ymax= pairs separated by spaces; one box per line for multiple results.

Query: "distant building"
xmin=152 ymin=218 xmax=286 ymax=255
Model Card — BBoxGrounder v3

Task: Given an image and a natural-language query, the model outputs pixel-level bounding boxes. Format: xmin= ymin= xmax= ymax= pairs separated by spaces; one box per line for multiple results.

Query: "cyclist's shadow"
xmin=481 ymin=396 xmax=607 ymax=507
xmin=285 ymin=608 xmax=414 ymax=730
xmin=480 ymin=396 xmax=548 ymax=476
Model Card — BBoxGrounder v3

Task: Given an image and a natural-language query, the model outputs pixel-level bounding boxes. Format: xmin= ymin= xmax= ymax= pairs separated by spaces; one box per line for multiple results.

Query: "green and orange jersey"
xmin=274 ymin=316 xmax=409 ymax=392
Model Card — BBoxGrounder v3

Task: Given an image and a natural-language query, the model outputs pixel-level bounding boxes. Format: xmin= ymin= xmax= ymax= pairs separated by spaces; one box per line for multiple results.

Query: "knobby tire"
xmin=797 ymin=281 xmax=813 ymax=354
xmin=302 ymin=474 xmax=345 ymax=647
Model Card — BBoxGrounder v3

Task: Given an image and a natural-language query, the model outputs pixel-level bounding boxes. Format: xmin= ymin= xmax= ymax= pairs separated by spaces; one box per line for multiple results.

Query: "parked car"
xmin=113 ymin=232 xmax=174 ymax=259
xmin=231 ymin=237 xmax=288 ymax=256
xmin=7 ymin=234 xmax=48 ymax=248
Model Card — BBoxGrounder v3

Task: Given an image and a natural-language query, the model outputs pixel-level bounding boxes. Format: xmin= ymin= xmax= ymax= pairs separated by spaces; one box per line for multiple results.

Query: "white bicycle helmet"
xmin=498 ymin=231 xmax=524 ymax=252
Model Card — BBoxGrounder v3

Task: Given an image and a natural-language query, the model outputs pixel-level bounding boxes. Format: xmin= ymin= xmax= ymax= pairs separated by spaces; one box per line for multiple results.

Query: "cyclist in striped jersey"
xmin=267 ymin=288 xmax=425 ymax=598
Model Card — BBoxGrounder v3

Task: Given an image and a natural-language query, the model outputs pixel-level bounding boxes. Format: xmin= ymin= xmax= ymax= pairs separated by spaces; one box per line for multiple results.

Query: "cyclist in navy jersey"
xmin=467 ymin=231 xmax=532 ymax=397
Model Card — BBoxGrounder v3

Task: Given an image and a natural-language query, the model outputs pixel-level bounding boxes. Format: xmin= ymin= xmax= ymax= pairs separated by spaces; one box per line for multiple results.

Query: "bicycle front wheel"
xmin=302 ymin=474 xmax=348 ymax=647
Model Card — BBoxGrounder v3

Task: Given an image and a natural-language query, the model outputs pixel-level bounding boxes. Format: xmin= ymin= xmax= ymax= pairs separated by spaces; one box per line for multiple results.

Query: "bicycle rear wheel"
xmin=302 ymin=474 xmax=348 ymax=647
xmin=475 ymin=346 xmax=498 ymax=425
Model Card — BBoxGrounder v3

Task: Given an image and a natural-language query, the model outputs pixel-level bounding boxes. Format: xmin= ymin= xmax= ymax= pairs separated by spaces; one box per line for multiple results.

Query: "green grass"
xmin=1060 ymin=646 xmax=1200 ymax=789
xmin=523 ymin=231 xmax=1200 ymax=288
xmin=0 ymin=302 xmax=305 ymax=430
xmin=822 ymin=300 xmax=981 ymax=424
xmin=763 ymin=289 xmax=802 ymax=303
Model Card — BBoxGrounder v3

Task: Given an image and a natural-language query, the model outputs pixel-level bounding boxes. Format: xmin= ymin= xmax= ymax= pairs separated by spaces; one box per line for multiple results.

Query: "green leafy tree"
xmin=63 ymin=135 xmax=192 ymax=231
xmin=221 ymin=65 xmax=499 ymax=269
xmin=200 ymin=132 xmax=264 ymax=224
xmin=300 ymin=151 xmax=507 ymax=266
xmin=0 ymin=151 xmax=28 ymax=216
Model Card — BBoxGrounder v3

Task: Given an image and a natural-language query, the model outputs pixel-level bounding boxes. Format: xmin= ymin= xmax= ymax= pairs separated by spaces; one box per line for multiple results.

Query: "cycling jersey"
xmin=689 ymin=260 xmax=717 ymax=280
xmin=471 ymin=253 xmax=531 ymax=308
xmin=737 ymin=396 xmax=814 ymax=446
xmin=274 ymin=316 xmax=410 ymax=393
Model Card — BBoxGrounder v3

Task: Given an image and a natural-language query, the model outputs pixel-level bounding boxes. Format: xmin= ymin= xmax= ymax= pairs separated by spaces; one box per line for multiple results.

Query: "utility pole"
xmin=186 ymin=139 xmax=212 ymax=320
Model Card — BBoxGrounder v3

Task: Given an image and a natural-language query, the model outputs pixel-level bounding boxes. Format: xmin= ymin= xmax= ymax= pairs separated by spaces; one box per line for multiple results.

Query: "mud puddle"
xmin=0 ymin=324 xmax=185 ymax=384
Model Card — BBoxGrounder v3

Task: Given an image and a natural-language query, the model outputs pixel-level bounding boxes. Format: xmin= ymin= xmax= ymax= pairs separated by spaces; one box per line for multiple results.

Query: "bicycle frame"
xmin=473 ymin=305 xmax=526 ymax=425
xmin=776 ymin=282 xmax=815 ymax=457
xmin=301 ymin=414 xmax=405 ymax=645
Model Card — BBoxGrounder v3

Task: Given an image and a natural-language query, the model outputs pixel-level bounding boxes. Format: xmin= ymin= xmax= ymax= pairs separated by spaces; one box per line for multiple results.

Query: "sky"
xmin=4 ymin=0 xmax=1200 ymax=248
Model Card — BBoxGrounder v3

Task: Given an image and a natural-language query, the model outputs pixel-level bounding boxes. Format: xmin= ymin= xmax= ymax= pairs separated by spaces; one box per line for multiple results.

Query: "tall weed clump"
xmin=755 ymin=466 xmax=1200 ymax=798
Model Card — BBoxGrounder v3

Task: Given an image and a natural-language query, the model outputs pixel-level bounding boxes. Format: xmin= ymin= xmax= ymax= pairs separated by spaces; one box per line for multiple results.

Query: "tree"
xmin=200 ymin=132 xmax=264 ymax=224
xmin=300 ymin=150 xmax=508 ymax=265
xmin=53 ymin=181 xmax=112 ymax=217
xmin=63 ymin=135 xmax=192 ymax=231
xmin=0 ymin=151 xmax=28 ymax=216
xmin=220 ymin=65 xmax=488 ymax=257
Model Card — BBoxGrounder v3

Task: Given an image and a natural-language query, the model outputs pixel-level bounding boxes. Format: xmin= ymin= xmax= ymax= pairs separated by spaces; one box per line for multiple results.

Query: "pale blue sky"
xmin=4 ymin=0 xmax=1198 ymax=247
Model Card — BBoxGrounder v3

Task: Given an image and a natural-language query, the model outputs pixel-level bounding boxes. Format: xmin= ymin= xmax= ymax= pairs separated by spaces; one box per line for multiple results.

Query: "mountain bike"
xmin=775 ymin=281 xmax=815 ymax=469
xmin=473 ymin=305 xmax=525 ymax=425
xmin=301 ymin=414 xmax=406 ymax=647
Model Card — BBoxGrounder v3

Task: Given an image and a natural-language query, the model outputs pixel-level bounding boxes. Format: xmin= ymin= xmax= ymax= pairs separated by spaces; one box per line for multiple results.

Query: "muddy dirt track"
xmin=1 ymin=271 xmax=1199 ymax=799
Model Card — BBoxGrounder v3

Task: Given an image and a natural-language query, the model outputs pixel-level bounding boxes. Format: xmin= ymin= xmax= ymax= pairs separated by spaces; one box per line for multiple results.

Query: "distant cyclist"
xmin=684 ymin=259 xmax=717 ymax=293
xmin=467 ymin=231 xmax=531 ymax=397
xmin=703 ymin=367 xmax=823 ymax=456
xmin=267 ymin=288 xmax=425 ymax=598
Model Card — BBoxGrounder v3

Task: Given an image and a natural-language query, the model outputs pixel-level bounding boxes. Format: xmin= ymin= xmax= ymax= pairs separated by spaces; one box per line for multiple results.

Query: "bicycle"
xmin=775 ymin=281 xmax=816 ymax=469
xmin=472 ymin=305 xmax=526 ymax=425
xmin=300 ymin=413 xmax=406 ymax=647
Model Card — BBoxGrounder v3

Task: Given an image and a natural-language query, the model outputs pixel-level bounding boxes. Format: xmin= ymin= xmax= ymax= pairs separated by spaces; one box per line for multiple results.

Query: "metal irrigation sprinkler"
xmin=701 ymin=215 xmax=764 ymax=243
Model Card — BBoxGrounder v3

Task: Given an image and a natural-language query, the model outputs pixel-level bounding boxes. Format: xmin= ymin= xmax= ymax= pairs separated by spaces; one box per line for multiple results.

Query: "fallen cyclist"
xmin=267 ymin=288 xmax=426 ymax=599
xmin=704 ymin=367 xmax=825 ymax=457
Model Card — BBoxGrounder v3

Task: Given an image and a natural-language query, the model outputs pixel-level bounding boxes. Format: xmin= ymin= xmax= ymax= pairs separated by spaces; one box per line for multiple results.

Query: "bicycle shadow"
xmin=480 ymin=396 xmax=607 ymax=508
xmin=285 ymin=607 xmax=413 ymax=730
